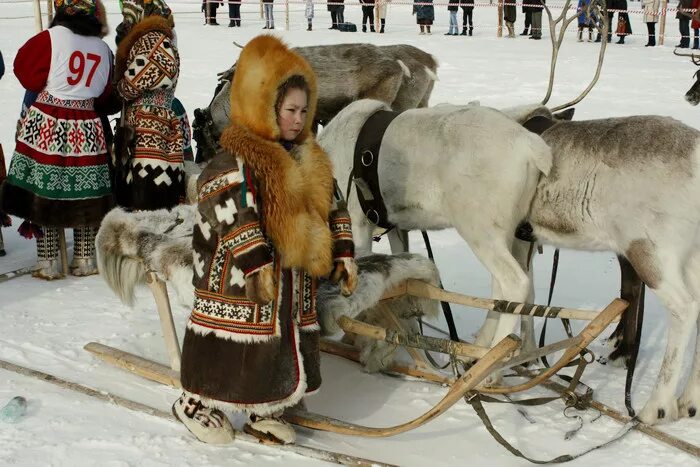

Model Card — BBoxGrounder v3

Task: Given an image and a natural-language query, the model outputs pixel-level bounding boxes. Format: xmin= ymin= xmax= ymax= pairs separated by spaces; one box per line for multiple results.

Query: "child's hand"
xmin=245 ymin=265 xmax=276 ymax=305
xmin=330 ymin=257 xmax=358 ymax=296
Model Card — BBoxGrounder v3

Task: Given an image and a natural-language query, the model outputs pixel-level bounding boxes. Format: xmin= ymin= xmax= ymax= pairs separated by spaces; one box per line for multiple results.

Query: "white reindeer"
xmin=317 ymin=98 xmax=551 ymax=359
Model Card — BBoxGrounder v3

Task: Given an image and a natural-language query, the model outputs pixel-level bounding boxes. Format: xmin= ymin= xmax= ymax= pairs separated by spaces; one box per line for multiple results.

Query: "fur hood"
xmin=228 ymin=35 xmax=318 ymax=144
xmin=115 ymin=15 xmax=173 ymax=82
xmin=219 ymin=35 xmax=334 ymax=277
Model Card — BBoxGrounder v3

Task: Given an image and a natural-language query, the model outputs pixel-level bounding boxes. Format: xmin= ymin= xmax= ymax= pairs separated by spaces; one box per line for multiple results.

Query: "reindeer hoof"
xmin=638 ymin=399 xmax=679 ymax=425
xmin=678 ymin=389 xmax=700 ymax=419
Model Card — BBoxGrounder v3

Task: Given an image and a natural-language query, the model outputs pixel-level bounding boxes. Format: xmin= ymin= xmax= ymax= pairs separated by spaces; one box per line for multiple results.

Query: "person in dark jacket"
xmin=201 ymin=0 xmax=220 ymax=25
xmin=613 ymin=0 xmax=632 ymax=43
xmin=521 ymin=0 xmax=533 ymax=35
xmin=529 ymin=0 xmax=544 ymax=39
xmin=413 ymin=0 xmax=434 ymax=34
xmin=228 ymin=0 xmax=241 ymax=26
xmin=361 ymin=0 xmax=375 ymax=32
xmin=328 ymin=0 xmax=345 ymax=28
xmin=460 ymin=0 xmax=474 ymax=35
xmin=677 ymin=0 xmax=694 ymax=48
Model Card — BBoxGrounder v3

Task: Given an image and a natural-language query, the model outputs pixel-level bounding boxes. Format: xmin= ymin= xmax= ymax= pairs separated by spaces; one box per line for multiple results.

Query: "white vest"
xmin=45 ymin=26 xmax=112 ymax=100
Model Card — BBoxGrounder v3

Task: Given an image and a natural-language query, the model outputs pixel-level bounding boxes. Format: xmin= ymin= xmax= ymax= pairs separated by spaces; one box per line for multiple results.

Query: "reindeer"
xmin=321 ymin=0 xmax=700 ymax=425
xmin=675 ymin=49 xmax=700 ymax=105
xmin=192 ymin=43 xmax=438 ymax=162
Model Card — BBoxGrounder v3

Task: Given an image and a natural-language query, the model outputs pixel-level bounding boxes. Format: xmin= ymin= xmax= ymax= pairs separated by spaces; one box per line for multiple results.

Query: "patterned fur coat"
xmin=115 ymin=16 xmax=185 ymax=211
xmin=179 ymin=36 xmax=354 ymax=415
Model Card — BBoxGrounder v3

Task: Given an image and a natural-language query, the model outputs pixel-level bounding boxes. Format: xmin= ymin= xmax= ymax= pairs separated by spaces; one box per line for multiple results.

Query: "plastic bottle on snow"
xmin=0 ymin=396 xmax=28 ymax=423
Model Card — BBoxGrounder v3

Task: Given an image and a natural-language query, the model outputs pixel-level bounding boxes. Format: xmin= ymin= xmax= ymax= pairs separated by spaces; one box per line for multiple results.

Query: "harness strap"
xmin=352 ymin=110 xmax=401 ymax=230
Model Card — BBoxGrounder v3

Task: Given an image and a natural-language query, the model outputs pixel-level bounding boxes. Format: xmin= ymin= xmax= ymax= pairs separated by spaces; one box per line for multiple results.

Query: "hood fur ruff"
xmin=220 ymin=35 xmax=334 ymax=277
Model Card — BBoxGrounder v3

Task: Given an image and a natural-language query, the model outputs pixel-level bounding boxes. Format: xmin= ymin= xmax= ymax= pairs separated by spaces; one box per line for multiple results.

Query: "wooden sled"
xmin=84 ymin=272 xmax=626 ymax=438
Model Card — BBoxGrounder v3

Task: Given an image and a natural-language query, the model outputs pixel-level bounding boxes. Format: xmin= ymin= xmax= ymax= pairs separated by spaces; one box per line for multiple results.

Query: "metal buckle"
xmin=366 ymin=209 xmax=381 ymax=226
xmin=361 ymin=149 xmax=374 ymax=167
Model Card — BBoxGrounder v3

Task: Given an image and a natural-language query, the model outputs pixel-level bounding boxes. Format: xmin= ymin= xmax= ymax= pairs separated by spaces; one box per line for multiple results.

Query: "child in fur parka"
xmin=173 ymin=35 xmax=358 ymax=446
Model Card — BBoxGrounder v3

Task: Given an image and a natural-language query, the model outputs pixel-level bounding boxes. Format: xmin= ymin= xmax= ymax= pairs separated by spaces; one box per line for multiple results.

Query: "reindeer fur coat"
xmin=179 ymin=36 xmax=354 ymax=415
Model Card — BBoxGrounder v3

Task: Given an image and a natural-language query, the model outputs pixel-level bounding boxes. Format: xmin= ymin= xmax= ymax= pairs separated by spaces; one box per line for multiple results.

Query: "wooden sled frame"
xmin=84 ymin=272 xmax=626 ymax=438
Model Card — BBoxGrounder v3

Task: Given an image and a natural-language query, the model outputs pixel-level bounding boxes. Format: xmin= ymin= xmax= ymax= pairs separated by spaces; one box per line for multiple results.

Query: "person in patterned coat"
xmin=0 ymin=0 xmax=114 ymax=278
xmin=114 ymin=0 xmax=185 ymax=211
xmin=173 ymin=35 xmax=358 ymax=446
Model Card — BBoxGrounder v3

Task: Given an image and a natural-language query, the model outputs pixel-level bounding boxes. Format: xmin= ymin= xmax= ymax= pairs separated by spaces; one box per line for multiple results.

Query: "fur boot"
xmin=71 ymin=226 xmax=99 ymax=276
xmin=0 ymin=230 xmax=5 ymax=257
xmin=172 ymin=393 xmax=236 ymax=444
xmin=33 ymin=227 xmax=63 ymax=280
xmin=245 ymin=412 xmax=296 ymax=444
xmin=506 ymin=21 xmax=515 ymax=38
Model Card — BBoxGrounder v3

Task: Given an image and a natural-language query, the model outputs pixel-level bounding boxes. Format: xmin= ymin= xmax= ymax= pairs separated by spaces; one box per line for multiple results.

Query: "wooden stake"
xmin=46 ymin=0 xmax=54 ymax=24
xmin=33 ymin=0 xmax=43 ymax=32
xmin=145 ymin=271 xmax=181 ymax=372
xmin=659 ymin=0 xmax=668 ymax=46
xmin=58 ymin=229 xmax=68 ymax=277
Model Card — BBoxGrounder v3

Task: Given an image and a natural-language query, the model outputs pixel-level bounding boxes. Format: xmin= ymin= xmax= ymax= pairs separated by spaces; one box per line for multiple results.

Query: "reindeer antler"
xmin=674 ymin=48 xmax=700 ymax=66
xmin=546 ymin=0 xmax=610 ymax=112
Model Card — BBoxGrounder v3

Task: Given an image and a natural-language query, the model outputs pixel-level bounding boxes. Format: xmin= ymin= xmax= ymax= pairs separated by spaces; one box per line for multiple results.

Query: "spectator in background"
xmin=413 ymin=0 xmax=434 ymax=34
xmin=614 ymin=0 xmax=631 ymax=44
xmin=521 ymin=0 xmax=533 ymax=35
xmin=378 ymin=0 xmax=389 ymax=32
xmin=228 ymin=0 xmax=242 ymax=26
xmin=677 ymin=0 xmax=693 ymax=48
xmin=0 ymin=51 xmax=4 ymax=80
xmin=643 ymin=0 xmax=660 ymax=46
xmin=529 ymin=0 xmax=544 ymax=39
xmin=305 ymin=0 xmax=314 ymax=30
xmin=328 ymin=0 xmax=344 ymax=28
xmin=202 ymin=0 xmax=220 ymax=25
xmin=361 ymin=0 xmax=376 ymax=32
xmin=263 ymin=0 xmax=274 ymax=29
xmin=578 ymin=0 xmax=595 ymax=42
xmin=691 ymin=0 xmax=700 ymax=48
xmin=447 ymin=0 xmax=459 ymax=35
xmin=460 ymin=0 xmax=474 ymax=35
xmin=504 ymin=0 xmax=516 ymax=37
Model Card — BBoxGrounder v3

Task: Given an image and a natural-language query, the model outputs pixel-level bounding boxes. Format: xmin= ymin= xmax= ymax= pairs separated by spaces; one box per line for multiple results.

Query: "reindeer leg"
xmin=637 ymin=255 xmax=698 ymax=424
xmin=607 ymin=255 xmax=645 ymax=368
xmin=678 ymin=251 xmax=700 ymax=419
xmin=511 ymin=238 xmax=536 ymax=356
xmin=387 ymin=229 xmax=409 ymax=254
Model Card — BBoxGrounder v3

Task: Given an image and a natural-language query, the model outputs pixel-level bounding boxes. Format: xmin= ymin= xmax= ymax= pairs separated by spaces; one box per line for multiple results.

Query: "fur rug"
xmin=96 ymin=205 xmax=440 ymax=371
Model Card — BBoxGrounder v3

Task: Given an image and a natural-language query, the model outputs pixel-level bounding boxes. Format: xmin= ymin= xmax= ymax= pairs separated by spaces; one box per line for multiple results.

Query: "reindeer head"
xmin=675 ymin=49 xmax=700 ymax=106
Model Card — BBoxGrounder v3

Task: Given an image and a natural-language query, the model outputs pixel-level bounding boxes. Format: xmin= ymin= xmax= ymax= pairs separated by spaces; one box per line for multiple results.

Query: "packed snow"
xmin=1 ymin=0 xmax=700 ymax=465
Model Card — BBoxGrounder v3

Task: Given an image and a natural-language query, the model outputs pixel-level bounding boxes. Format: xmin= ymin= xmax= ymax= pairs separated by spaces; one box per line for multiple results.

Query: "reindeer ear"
xmin=522 ymin=115 xmax=557 ymax=135
xmin=553 ymin=108 xmax=576 ymax=121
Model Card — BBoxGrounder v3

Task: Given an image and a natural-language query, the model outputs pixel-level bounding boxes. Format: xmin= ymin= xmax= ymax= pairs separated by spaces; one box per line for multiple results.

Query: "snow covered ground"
xmin=2 ymin=0 xmax=700 ymax=465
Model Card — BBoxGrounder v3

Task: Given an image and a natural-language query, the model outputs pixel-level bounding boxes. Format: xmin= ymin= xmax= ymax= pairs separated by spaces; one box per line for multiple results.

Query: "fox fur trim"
xmin=115 ymin=15 xmax=173 ymax=80
xmin=220 ymin=122 xmax=334 ymax=277
xmin=228 ymin=35 xmax=318 ymax=144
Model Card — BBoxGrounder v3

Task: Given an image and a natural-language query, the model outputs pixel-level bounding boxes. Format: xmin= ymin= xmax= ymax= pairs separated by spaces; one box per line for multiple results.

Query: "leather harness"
xmin=351 ymin=109 xmax=402 ymax=230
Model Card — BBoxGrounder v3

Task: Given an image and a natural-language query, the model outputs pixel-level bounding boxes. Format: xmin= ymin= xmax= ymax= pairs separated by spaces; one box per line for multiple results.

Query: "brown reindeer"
xmin=192 ymin=42 xmax=438 ymax=162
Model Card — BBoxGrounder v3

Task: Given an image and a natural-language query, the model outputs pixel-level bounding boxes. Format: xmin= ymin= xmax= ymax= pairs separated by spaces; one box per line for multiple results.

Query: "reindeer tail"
xmin=396 ymin=59 xmax=411 ymax=78
xmin=423 ymin=65 xmax=439 ymax=82
xmin=95 ymin=210 xmax=148 ymax=308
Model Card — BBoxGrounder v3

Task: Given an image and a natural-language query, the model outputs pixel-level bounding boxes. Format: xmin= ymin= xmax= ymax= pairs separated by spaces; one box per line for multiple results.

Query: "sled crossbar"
xmin=382 ymin=279 xmax=621 ymax=322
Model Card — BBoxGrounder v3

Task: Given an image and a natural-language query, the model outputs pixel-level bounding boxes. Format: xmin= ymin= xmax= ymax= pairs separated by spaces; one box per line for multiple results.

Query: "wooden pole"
xmin=33 ymin=0 xmax=43 ymax=32
xmin=285 ymin=0 xmax=290 ymax=30
xmin=46 ymin=0 xmax=54 ymax=24
xmin=514 ymin=367 xmax=700 ymax=460
xmin=659 ymin=0 xmax=668 ymax=46
xmin=84 ymin=342 xmax=182 ymax=388
xmin=338 ymin=315 xmax=494 ymax=360
xmin=283 ymin=335 xmax=520 ymax=437
xmin=498 ymin=0 xmax=504 ymax=37
xmin=0 ymin=359 xmax=393 ymax=467
xmin=145 ymin=272 xmax=181 ymax=372
xmin=58 ymin=229 xmax=69 ymax=277
xmin=382 ymin=280 xmax=622 ymax=322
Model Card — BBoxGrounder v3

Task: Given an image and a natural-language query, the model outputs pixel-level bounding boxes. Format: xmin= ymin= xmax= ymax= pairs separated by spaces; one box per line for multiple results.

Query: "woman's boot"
xmin=33 ymin=227 xmax=63 ymax=280
xmin=70 ymin=226 xmax=99 ymax=276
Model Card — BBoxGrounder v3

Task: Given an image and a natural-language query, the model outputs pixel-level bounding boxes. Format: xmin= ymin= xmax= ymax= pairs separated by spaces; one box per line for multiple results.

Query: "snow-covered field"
xmin=2 ymin=0 xmax=700 ymax=465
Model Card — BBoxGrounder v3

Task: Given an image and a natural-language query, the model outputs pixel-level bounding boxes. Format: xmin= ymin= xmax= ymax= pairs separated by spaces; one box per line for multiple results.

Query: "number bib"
xmin=45 ymin=26 xmax=112 ymax=100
